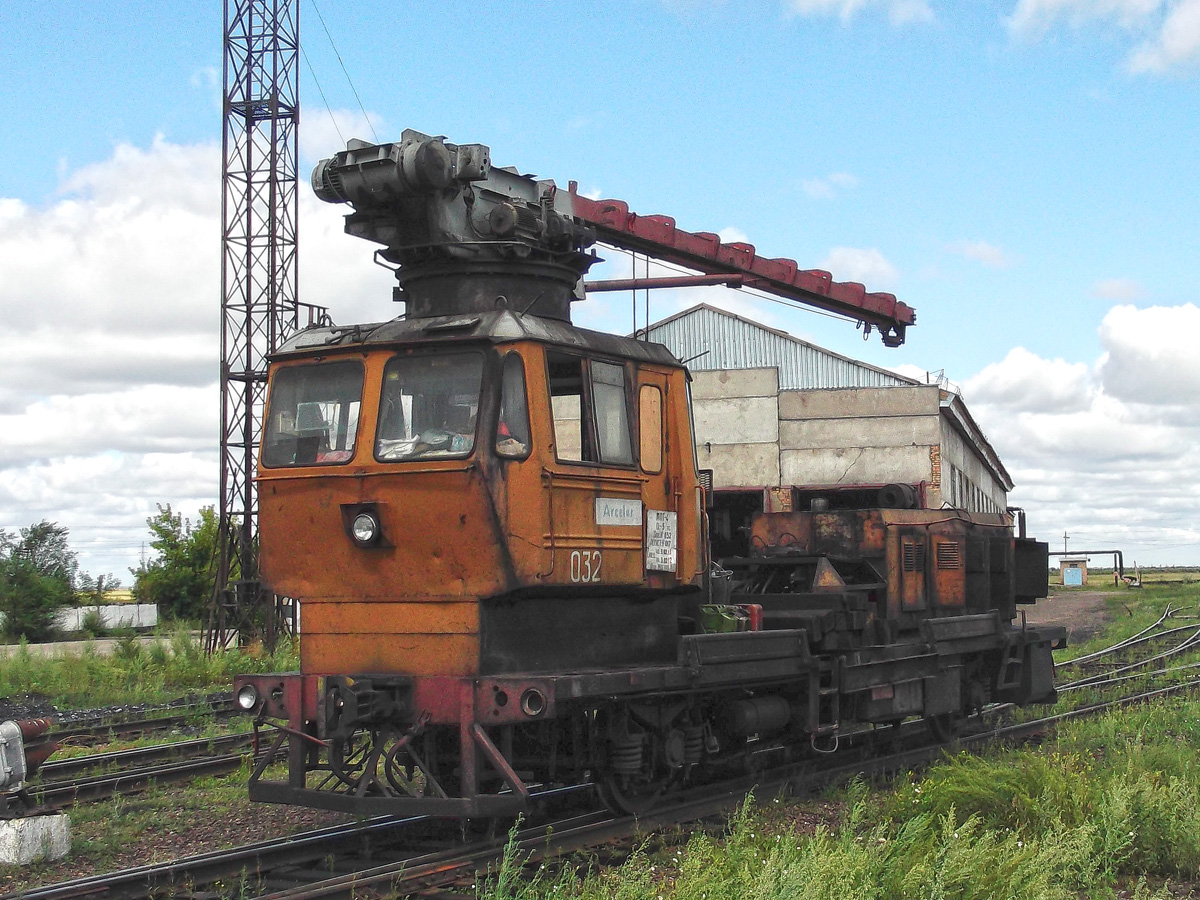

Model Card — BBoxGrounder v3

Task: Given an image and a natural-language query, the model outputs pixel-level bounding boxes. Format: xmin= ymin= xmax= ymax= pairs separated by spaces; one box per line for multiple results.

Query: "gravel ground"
xmin=0 ymin=694 xmax=352 ymax=894
xmin=0 ymin=795 xmax=353 ymax=894
xmin=0 ymin=690 xmax=229 ymax=726
xmin=1022 ymin=591 xmax=1113 ymax=644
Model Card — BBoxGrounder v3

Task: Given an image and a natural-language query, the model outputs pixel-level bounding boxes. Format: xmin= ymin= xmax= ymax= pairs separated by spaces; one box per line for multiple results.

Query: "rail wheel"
xmin=925 ymin=712 xmax=958 ymax=743
xmin=596 ymin=771 xmax=674 ymax=817
xmin=592 ymin=707 xmax=682 ymax=816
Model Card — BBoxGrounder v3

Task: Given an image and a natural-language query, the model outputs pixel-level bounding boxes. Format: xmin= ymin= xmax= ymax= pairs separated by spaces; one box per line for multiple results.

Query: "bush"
xmin=0 ymin=522 xmax=77 ymax=642
xmin=80 ymin=608 xmax=108 ymax=639
xmin=130 ymin=505 xmax=220 ymax=621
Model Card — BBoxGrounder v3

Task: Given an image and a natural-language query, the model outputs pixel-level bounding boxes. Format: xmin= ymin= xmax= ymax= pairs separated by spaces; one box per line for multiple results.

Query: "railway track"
xmin=11 ymin=678 xmax=1200 ymax=900
xmin=48 ymin=697 xmax=235 ymax=745
xmin=1053 ymin=604 xmax=1200 ymax=694
xmin=23 ymin=733 xmax=260 ymax=812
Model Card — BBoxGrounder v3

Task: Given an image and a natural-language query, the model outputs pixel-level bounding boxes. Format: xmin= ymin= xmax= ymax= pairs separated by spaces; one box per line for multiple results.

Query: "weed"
xmin=0 ymin=629 xmax=298 ymax=708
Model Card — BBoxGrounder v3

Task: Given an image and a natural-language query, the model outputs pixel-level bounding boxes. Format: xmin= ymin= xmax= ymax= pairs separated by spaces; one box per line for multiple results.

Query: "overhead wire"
xmin=308 ymin=0 xmax=379 ymax=143
xmin=300 ymin=42 xmax=345 ymax=147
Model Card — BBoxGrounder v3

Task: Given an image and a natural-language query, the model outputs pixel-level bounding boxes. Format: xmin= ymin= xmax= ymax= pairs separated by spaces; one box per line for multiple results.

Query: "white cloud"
xmin=787 ymin=0 xmax=934 ymax=24
xmin=817 ymin=246 xmax=900 ymax=288
xmin=0 ymin=136 xmax=390 ymax=579
xmin=802 ymin=171 xmax=859 ymax=199
xmin=947 ymin=239 xmax=1012 ymax=268
xmin=1096 ymin=303 xmax=1200 ymax=403
xmin=1008 ymin=0 xmax=1162 ymax=35
xmin=1129 ymin=0 xmax=1200 ymax=70
xmin=966 ymin=347 xmax=1093 ymax=413
xmin=1092 ymin=277 xmax=1148 ymax=300
xmin=964 ymin=303 xmax=1200 ymax=564
xmin=1008 ymin=0 xmax=1200 ymax=73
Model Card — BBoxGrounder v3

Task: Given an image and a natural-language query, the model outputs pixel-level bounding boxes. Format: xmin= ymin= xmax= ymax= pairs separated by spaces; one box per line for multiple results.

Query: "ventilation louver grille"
xmin=936 ymin=541 xmax=962 ymax=570
xmin=902 ymin=541 xmax=925 ymax=572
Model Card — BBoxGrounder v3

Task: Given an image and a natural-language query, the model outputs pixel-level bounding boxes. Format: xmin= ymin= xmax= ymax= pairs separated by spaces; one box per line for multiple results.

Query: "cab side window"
xmin=548 ymin=352 xmax=590 ymax=462
xmin=592 ymin=361 xmax=633 ymax=465
xmin=496 ymin=353 xmax=531 ymax=459
xmin=547 ymin=351 xmax=633 ymax=466
xmin=639 ymin=384 xmax=663 ymax=474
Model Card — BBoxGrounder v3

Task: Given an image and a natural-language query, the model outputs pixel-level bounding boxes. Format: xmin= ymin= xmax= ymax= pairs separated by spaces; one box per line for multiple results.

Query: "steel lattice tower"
xmin=215 ymin=0 xmax=302 ymax=647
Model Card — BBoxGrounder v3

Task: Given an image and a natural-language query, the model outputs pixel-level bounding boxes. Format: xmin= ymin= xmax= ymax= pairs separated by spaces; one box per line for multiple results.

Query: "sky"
xmin=1 ymin=0 xmax=1199 ymax=580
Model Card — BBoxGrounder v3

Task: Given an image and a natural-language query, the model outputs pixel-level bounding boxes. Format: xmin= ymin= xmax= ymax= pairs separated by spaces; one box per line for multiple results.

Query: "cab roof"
xmin=274 ymin=310 xmax=685 ymax=368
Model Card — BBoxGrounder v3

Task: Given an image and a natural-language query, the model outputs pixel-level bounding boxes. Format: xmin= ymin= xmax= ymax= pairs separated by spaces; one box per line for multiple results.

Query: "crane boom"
xmin=312 ymin=130 xmax=914 ymax=346
xmin=569 ymin=184 xmax=913 ymax=347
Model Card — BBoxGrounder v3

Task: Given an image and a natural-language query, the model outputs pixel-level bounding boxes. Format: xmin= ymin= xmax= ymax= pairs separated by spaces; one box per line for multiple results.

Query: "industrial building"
xmin=642 ymin=304 xmax=1012 ymax=555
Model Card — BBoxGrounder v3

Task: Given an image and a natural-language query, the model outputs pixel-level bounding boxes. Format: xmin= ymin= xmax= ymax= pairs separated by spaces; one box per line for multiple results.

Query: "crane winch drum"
xmin=312 ymin=131 xmax=599 ymax=323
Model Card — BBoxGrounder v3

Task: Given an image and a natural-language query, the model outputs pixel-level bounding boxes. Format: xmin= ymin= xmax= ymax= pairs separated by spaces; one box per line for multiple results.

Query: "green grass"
xmin=1054 ymin=580 xmax=1200 ymax=665
xmin=1 ymin=758 xmax=267 ymax=886
xmin=0 ymin=625 xmax=297 ymax=709
xmin=482 ymin=699 xmax=1200 ymax=898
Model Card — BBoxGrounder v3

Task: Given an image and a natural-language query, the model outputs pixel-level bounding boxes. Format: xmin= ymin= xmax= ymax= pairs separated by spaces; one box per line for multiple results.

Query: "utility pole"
xmin=213 ymin=0 xmax=314 ymax=649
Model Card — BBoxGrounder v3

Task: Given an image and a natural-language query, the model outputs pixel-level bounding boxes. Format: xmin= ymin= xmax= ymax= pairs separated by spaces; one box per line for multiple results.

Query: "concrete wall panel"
xmin=691 ymin=367 xmax=779 ymax=401
xmin=780 ymin=446 xmax=930 ymax=487
xmin=779 ymin=416 xmax=940 ymax=451
xmin=779 ymin=385 xmax=940 ymax=421
xmin=693 ymin=396 xmax=779 ymax=444
xmin=697 ymin=441 xmax=780 ymax=488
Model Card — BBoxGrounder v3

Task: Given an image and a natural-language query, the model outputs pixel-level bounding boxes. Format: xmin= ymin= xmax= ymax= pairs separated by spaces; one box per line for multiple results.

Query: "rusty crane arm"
xmin=569 ymin=183 xmax=914 ymax=347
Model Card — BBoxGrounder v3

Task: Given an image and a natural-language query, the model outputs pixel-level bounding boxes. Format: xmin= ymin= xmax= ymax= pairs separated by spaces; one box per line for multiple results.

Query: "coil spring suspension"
xmin=682 ymin=725 xmax=704 ymax=765
xmin=608 ymin=732 xmax=644 ymax=775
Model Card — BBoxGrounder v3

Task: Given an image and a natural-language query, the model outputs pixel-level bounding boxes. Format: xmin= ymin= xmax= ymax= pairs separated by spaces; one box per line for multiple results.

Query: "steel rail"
xmin=0 ymin=785 xmax=589 ymax=900
xmin=38 ymin=732 xmax=254 ymax=781
xmin=245 ymin=678 xmax=1200 ymax=900
xmin=1056 ymin=605 xmax=1175 ymax=668
xmin=1058 ymin=657 xmax=1200 ymax=693
xmin=1059 ymin=625 xmax=1200 ymax=689
xmin=1057 ymin=621 xmax=1196 ymax=671
xmin=50 ymin=699 xmax=235 ymax=743
xmin=33 ymin=753 xmax=256 ymax=811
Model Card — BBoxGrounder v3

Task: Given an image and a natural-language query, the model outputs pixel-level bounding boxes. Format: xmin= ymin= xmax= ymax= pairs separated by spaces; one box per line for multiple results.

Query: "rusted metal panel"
xmin=930 ymin=535 xmax=966 ymax=607
xmin=749 ymin=511 xmax=813 ymax=552
xmin=301 ymin=601 xmax=479 ymax=634
xmin=301 ymin=634 xmax=480 ymax=677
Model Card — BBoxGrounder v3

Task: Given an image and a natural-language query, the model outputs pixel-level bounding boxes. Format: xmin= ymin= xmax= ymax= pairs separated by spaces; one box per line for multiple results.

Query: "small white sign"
xmin=595 ymin=498 xmax=642 ymax=527
xmin=646 ymin=509 xmax=678 ymax=572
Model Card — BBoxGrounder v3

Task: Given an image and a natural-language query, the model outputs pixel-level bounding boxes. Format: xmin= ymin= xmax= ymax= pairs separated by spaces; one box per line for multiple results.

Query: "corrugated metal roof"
xmin=642 ymin=304 xmax=917 ymax=390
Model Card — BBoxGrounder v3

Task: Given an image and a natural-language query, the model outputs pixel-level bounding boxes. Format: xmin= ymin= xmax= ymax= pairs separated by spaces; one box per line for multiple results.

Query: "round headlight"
xmin=352 ymin=512 xmax=379 ymax=545
xmin=236 ymin=684 xmax=259 ymax=711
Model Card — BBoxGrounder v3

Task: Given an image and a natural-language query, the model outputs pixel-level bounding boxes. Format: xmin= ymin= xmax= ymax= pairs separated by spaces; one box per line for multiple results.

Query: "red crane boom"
xmin=569 ymin=183 xmax=914 ymax=347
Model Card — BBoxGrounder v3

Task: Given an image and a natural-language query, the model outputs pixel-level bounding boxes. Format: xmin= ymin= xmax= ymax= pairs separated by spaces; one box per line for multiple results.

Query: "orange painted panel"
xmin=301 ymin=601 xmax=479 ymax=634
xmin=301 ymin=633 xmax=479 ymax=676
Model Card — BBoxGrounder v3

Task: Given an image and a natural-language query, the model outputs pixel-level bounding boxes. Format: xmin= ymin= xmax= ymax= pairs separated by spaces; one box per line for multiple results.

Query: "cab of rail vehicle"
xmin=256 ymin=311 xmax=705 ymax=679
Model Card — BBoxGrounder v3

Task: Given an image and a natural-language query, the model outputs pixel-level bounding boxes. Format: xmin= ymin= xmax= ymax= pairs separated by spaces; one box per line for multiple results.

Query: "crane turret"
xmin=312 ymin=130 xmax=598 ymax=322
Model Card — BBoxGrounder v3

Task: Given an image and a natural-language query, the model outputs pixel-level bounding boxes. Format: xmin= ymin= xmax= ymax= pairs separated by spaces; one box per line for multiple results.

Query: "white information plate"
xmin=595 ymin=498 xmax=642 ymax=526
xmin=646 ymin=509 xmax=678 ymax=572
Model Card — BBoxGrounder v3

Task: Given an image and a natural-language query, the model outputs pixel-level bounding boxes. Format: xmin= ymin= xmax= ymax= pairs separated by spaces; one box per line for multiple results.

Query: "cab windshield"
xmin=262 ymin=361 xmax=364 ymax=467
xmin=376 ymin=352 xmax=484 ymax=461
